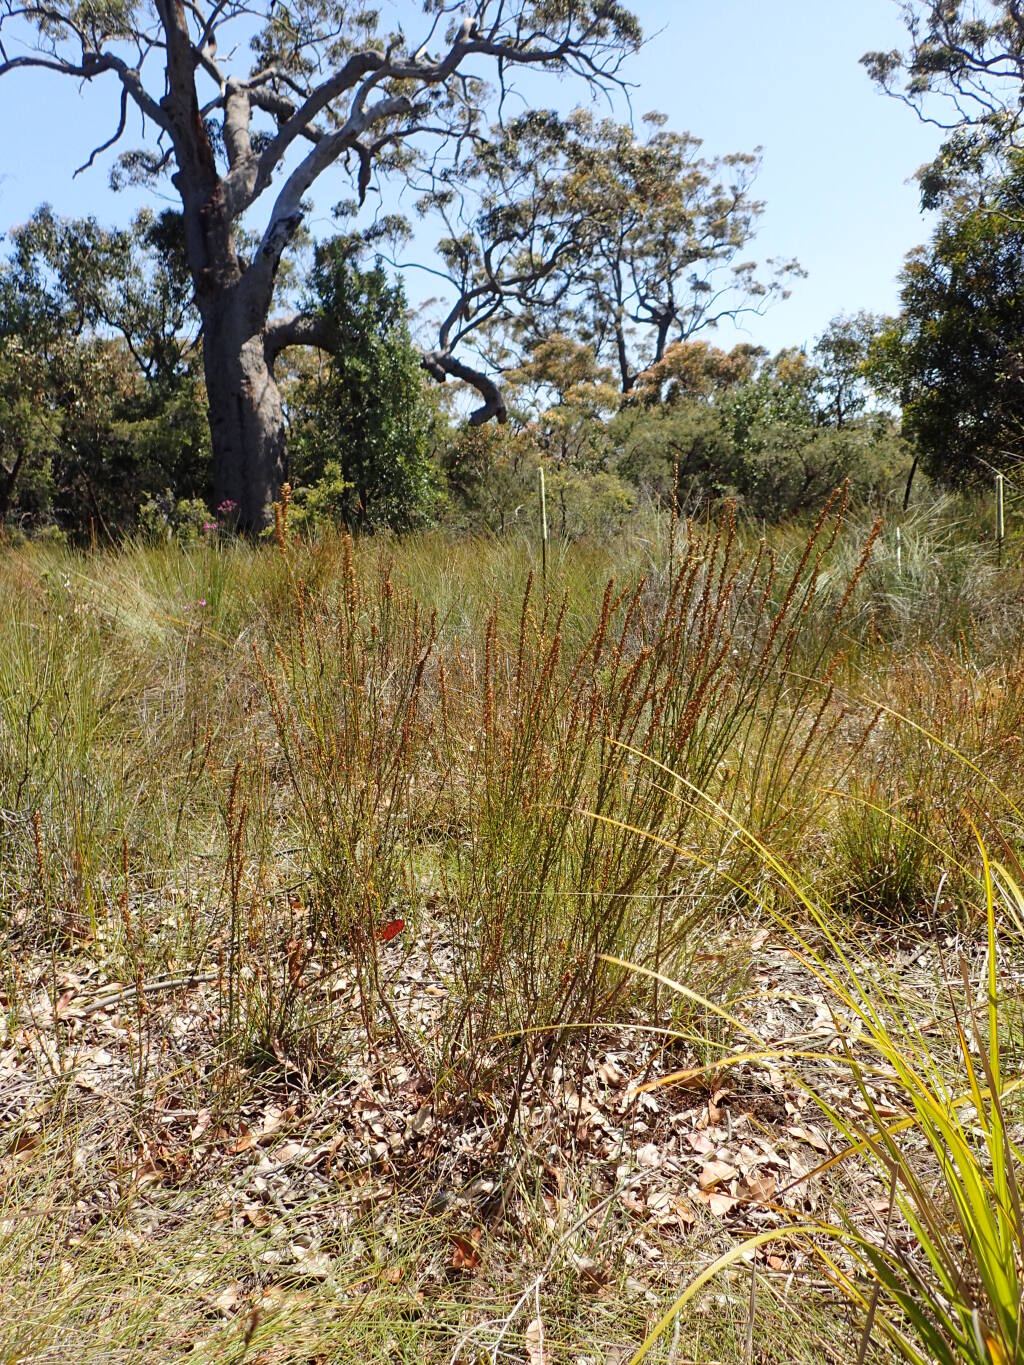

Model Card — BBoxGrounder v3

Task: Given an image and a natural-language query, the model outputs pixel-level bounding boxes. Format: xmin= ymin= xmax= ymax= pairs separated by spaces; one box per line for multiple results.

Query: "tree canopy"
xmin=417 ymin=108 xmax=798 ymax=401
xmin=0 ymin=0 xmax=644 ymax=527
xmin=286 ymin=244 xmax=440 ymax=532
xmin=863 ymin=1 xmax=1024 ymax=205
xmin=867 ymin=164 xmax=1024 ymax=484
xmin=0 ymin=207 xmax=209 ymax=532
xmin=8 ymin=0 xmax=993 ymax=539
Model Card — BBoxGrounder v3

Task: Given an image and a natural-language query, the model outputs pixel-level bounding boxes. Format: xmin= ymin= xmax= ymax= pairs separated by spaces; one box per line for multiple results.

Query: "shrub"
xmin=286 ymin=245 xmax=440 ymax=533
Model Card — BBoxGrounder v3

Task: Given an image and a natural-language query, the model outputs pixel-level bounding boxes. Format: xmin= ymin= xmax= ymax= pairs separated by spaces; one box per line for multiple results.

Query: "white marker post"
xmin=996 ymin=472 xmax=1005 ymax=566
xmin=896 ymin=525 xmax=902 ymax=578
xmin=539 ymin=465 xmax=549 ymax=584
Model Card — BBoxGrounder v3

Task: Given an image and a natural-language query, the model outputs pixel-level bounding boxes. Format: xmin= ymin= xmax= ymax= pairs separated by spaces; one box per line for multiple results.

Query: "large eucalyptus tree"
xmin=0 ymin=1 xmax=640 ymax=528
xmin=421 ymin=109 xmax=800 ymax=399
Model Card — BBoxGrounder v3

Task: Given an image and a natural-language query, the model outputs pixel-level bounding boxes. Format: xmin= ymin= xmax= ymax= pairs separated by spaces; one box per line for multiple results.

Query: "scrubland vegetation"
xmin=2 ymin=491 xmax=1023 ymax=1362
xmin=6 ymin=0 xmax=1024 ymax=1358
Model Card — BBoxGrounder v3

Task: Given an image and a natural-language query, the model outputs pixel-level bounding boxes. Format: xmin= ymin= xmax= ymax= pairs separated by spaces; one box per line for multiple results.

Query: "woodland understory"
xmin=2 ymin=501 xmax=1024 ymax=1363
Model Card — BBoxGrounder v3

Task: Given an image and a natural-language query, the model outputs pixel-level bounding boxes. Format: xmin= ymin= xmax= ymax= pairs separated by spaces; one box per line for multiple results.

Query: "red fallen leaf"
xmin=450 ymin=1231 xmax=482 ymax=1272
xmin=376 ymin=918 xmax=405 ymax=944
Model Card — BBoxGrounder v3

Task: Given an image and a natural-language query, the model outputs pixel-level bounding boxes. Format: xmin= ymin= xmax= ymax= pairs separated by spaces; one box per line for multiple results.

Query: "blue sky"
xmin=0 ymin=0 xmax=941 ymax=353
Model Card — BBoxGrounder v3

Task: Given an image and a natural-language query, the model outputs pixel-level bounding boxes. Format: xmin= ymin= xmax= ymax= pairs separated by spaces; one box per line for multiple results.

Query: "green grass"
xmin=1 ymin=491 xmax=1022 ymax=1362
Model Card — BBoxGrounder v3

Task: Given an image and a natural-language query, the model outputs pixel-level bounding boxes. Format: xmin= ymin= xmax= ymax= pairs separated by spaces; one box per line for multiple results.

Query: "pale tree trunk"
xmin=182 ymin=168 xmax=288 ymax=533
xmin=202 ymin=303 xmax=286 ymax=531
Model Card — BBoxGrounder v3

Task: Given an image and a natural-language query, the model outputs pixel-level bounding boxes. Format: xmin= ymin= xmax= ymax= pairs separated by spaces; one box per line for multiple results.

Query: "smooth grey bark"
xmin=203 ymin=314 xmax=286 ymax=528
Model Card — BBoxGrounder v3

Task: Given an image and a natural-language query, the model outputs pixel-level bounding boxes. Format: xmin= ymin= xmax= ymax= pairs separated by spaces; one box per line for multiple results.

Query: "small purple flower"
xmin=217 ymin=499 xmax=239 ymax=517
xmin=198 ymin=598 xmax=207 ymax=608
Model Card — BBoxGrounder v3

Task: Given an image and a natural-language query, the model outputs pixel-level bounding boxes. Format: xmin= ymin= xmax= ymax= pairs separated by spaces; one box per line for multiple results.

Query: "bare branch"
xmin=265 ymin=310 xmax=508 ymax=426
xmin=74 ymin=84 xmax=128 ymax=177
xmin=421 ymin=348 xmax=508 ymax=424
xmin=263 ymin=310 xmax=332 ymax=362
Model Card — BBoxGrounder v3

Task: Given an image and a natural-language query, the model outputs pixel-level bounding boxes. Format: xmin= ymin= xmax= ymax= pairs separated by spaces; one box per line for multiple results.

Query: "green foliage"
xmin=863 ymin=2 xmax=1024 ymax=206
xmin=552 ymin=111 xmax=800 ymax=390
xmin=438 ymin=420 xmax=635 ymax=539
xmin=3 ymin=498 xmax=1024 ymax=1361
xmin=813 ymin=311 xmax=879 ymax=428
xmin=136 ymin=491 xmax=216 ymax=545
xmin=616 ymin=340 xmax=904 ymax=518
xmin=0 ymin=207 xmax=209 ymax=537
xmin=867 ymin=168 xmax=1024 ymax=485
xmin=437 ymin=424 xmax=536 ymax=534
xmin=830 ymin=789 xmax=933 ymax=922
xmin=426 ymin=107 xmax=797 ymax=402
xmin=543 ymin=464 xmax=636 ymax=539
xmin=286 ymin=244 xmax=439 ymax=533
xmin=505 ymin=334 xmax=620 ymax=467
xmin=631 ymin=831 xmax=1024 ymax=1365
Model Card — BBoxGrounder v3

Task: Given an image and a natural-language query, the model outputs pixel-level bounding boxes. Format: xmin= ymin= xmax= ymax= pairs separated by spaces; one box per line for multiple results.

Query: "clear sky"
xmin=0 ymin=0 xmax=942 ymax=354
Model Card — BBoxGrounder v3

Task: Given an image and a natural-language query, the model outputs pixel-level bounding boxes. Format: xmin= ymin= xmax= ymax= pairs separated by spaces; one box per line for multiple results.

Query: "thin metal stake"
xmin=539 ymin=465 xmax=548 ymax=584
xmin=996 ymin=472 xmax=1005 ymax=566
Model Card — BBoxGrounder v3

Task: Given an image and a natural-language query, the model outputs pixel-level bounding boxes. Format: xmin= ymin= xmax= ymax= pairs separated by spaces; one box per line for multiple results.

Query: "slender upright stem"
xmin=539 ymin=466 xmax=548 ymax=584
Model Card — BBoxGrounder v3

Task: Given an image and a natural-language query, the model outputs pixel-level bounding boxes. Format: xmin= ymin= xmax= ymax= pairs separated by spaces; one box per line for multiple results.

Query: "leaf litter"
xmin=0 ymin=910 xmax=988 ymax=1361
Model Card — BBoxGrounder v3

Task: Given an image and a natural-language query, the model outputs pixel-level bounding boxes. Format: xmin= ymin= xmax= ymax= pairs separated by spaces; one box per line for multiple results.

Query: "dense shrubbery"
xmin=866 ymin=162 xmax=1024 ymax=488
xmin=435 ymin=330 xmax=910 ymax=536
xmin=284 ymin=245 xmax=442 ymax=533
xmin=0 ymin=218 xmax=444 ymax=539
xmin=0 ymin=208 xmax=211 ymax=538
xmin=614 ymin=355 xmax=905 ymax=520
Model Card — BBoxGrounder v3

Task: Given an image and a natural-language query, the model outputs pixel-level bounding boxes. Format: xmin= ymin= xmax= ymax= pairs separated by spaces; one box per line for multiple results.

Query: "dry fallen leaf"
xmin=707 ymin=1192 xmax=738 ymax=1218
xmin=211 ymin=1282 xmax=245 ymax=1316
xmin=525 ymin=1315 xmax=548 ymax=1365
xmin=788 ymin=1124 xmax=830 ymax=1154
xmin=7 ymin=1128 xmax=41 ymax=1157
xmin=707 ymin=1087 xmax=730 ymax=1124
xmin=675 ymin=1197 xmax=696 ymax=1227
xmin=698 ymin=1159 xmax=737 ymax=1191
xmin=597 ymin=1059 xmax=625 ymax=1088
xmin=635 ymin=1142 xmax=661 ymax=1169
xmin=270 ymin=1141 xmax=310 ymax=1165
xmin=287 ymin=1245 xmax=333 ymax=1281
xmin=450 ymin=1230 xmax=482 ymax=1273
xmin=228 ymin=1123 xmax=255 ymax=1155
xmin=620 ymin=1191 xmax=645 ymax=1216
xmin=738 ymin=1171 xmax=776 ymax=1204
